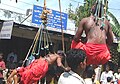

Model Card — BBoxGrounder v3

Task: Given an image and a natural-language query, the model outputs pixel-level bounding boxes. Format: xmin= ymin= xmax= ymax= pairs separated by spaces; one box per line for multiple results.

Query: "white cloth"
xmin=100 ymin=71 xmax=115 ymax=84
xmin=58 ymin=70 xmax=86 ymax=84
xmin=84 ymin=78 xmax=93 ymax=84
xmin=114 ymin=73 xmax=120 ymax=79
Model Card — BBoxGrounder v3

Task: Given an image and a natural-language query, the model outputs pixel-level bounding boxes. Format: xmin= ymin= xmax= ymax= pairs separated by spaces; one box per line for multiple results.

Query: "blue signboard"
xmin=32 ymin=5 xmax=68 ymax=30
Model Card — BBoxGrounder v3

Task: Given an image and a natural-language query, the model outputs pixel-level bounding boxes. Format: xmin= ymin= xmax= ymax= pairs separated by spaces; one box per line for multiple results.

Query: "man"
xmin=114 ymin=68 xmax=120 ymax=84
xmin=71 ymin=2 xmax=113 ymax=65
xmin=58 ymin=49 xmax=86 ymax=84
xmin=84 ymin=65 xmax=96 ymax=84
xmin=0 ymin=53 xmax=6 ymax=84
xmin=100 ymin=64 xmax=115 ymax=84
xmin=6 ymin=56 xmax=17 ymax=70
xmin=7 ymin=53 xmax=68 ymax=84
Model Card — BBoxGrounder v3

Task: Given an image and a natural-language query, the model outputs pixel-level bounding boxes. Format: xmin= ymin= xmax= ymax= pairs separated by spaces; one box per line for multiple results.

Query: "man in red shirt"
xmin=0 ymin=53 xmax=6 ymax=84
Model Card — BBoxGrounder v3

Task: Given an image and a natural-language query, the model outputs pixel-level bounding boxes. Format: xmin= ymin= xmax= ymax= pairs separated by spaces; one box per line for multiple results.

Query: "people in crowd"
xmin=7 ymin=50 xmax=18 ymax=63
xmin=114 ymin=68 xmax=120 ymax=84
xmin=58 ymin=49 xmax=86 ymax=84
xmin=100 ymin=64 xmax=115 ymax=84
xmin=106 ymin=77 xmax=114 ymax=84
xmin=0 ymin=52 xmax=6 ymax=84
xmin=6 ymin=56 xmax=17 ymax=70
xmin=84 ymin=65 xmax=96 ymax=84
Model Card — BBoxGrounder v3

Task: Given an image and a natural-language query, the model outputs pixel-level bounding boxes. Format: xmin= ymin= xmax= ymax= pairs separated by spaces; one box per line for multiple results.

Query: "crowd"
xmin=0 ymin=1 xmax=119 ymax=84
xmin=0 ymin=49 xmax=120 ymax=84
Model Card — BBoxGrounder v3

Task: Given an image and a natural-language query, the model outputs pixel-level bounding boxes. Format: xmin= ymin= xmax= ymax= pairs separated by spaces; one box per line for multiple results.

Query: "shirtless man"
xmin=71 ymin=3 xmax=114 ymax=65
xmin=7 ymin=53 xmax=68 ymax=84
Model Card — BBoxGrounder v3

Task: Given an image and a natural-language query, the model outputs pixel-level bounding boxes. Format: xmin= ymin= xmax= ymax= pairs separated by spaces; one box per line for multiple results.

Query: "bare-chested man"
xmin=71 ymin=3 xmax=114 ymax=65
xmin=7 ymin=53 xmax=69 ymax=84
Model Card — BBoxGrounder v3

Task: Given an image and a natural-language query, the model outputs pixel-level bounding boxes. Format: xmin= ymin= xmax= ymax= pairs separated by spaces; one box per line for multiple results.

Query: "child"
xmin=7 ymin=53 xmax=68 ymax=84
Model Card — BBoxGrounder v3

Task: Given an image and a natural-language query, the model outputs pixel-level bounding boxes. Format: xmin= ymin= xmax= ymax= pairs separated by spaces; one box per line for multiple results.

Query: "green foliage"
xmin=68 ymin=0 xmax=96 ymax=27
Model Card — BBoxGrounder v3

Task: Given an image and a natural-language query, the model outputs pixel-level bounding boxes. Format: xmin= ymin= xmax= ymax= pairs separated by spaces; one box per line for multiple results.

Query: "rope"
xmin=58 ymin=0 xmax=68 ymax=68
xmin=32 ymin=27 xmax=41 ymax=54
xmin=93 ymin=0 xmax=108 ymax=30
xmin=37 ymin=26 xmax=43 ymax=55
xmin=58 ymin=0 xmax=65 ymax=52
xmin=22 ymin=25 xmax=41 ymax=66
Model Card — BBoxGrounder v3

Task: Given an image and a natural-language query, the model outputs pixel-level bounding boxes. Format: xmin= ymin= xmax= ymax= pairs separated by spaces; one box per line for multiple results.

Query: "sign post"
xmin=0 ymin=21 xmax=14 ymax=39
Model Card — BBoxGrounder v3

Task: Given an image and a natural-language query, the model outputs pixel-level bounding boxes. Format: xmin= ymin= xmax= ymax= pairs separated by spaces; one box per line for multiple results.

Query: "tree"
xmin=68 ymin=0 xmax=96 ymax=27
xmin=108 ymin=11 xmax=120 ymax=36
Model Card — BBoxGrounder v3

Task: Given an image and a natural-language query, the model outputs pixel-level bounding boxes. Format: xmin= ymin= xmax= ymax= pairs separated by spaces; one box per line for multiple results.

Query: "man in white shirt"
xmin=100 ymin=65 xmax=115 ymax=84
xmin=114 ymin=68 xmax=120 ymax=80
xmin=58 ymin=49 xmax=86 ymax=84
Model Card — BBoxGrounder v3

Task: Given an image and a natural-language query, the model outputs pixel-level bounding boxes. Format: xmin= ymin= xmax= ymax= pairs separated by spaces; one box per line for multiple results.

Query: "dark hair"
xmin=57 ymin=50 xmax=65 ymax=57
xmin=66 ymin=49 xmax=86 ymax=70
xmin=107 ymin=77 xmax=112 ymax=82
xmin=85 ymin=65 xmax=95 ymax=78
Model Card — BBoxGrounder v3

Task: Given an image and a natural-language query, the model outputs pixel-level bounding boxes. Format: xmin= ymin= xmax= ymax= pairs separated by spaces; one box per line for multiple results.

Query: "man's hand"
xmin=7 ymin=78 xmax=11 ymax=84
xmin=65 ymin=67 xmax=71 ymax=72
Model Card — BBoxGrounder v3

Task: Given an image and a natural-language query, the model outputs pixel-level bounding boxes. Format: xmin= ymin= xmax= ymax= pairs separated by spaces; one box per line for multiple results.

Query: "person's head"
xmin=9 ymin=56 xmax=14 ymax=62
xmin=57 ymin=50 xmax=65 ymax=59
xmin=107 ymin=77 xmax=112 ymax=82
xmin=66 ymin=49 xmax=86 ymax=71
xmin=0 ymin=53 xmax=3 ymax=61
xmin=118 ymin=68 xmax=120 ymax=73
xmin=105 ymin=64 xmax=110 ymax=72
xmin=45 ymin=53 xmax=59 ymax=65
xmin=84 ymin=65 xmax=95 ymax=78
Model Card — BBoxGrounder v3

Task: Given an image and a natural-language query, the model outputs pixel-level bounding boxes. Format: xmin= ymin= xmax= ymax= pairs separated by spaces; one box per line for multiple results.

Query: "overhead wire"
xmin=0 ymin=0 xmax=120 ymax=12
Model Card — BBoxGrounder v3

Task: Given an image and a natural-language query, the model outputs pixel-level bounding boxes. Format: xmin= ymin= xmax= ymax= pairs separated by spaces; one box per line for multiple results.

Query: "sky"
xmin=0 ymin=0 xmax=120 ymax=23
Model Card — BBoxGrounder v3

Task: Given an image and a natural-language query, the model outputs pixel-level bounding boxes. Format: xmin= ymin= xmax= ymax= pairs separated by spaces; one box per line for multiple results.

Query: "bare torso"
xmin=84 ymin=16 xmax=109 ymax=44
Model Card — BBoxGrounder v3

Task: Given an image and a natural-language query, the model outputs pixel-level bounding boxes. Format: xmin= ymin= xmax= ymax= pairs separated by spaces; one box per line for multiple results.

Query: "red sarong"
xmin=17 ymin=58 xmax=48 ymax=84
xmin=71 ymin=40 xmax=111 ymax=65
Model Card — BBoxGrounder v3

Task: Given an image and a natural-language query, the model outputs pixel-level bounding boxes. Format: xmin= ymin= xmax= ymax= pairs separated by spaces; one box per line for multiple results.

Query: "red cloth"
xmin=17 ymin=58 xmax=48 ymax=84
xmin=118 ymin=79 xmax=120 ymax=84
xmin=0 ymin=61 xmax=6 ymax=78
xmin=71 ymin=40 xmax=111 ymax=65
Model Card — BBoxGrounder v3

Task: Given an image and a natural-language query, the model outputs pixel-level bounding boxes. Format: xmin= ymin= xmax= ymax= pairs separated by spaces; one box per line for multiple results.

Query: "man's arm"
xmin=106 ymin=21 xmax=113 ymax=45
xmin=7 ymin=69 xmax=17 ymax=83
xmin=56 ymin=55 xmax=70 ymax=71
xmin=73 ymin=18 xmax=86 ymax=42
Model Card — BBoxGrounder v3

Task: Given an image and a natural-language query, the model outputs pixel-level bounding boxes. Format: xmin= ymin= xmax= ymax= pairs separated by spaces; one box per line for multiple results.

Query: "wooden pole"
xmin=58 ymin=0 xmax=65 ymax=52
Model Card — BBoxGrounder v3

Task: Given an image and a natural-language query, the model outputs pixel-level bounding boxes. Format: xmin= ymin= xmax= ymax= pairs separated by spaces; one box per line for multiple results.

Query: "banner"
xmin=0 ymin=21 xmax=14 ymax=39
xmin=32 ymin=5 xmax=68 ymax=30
